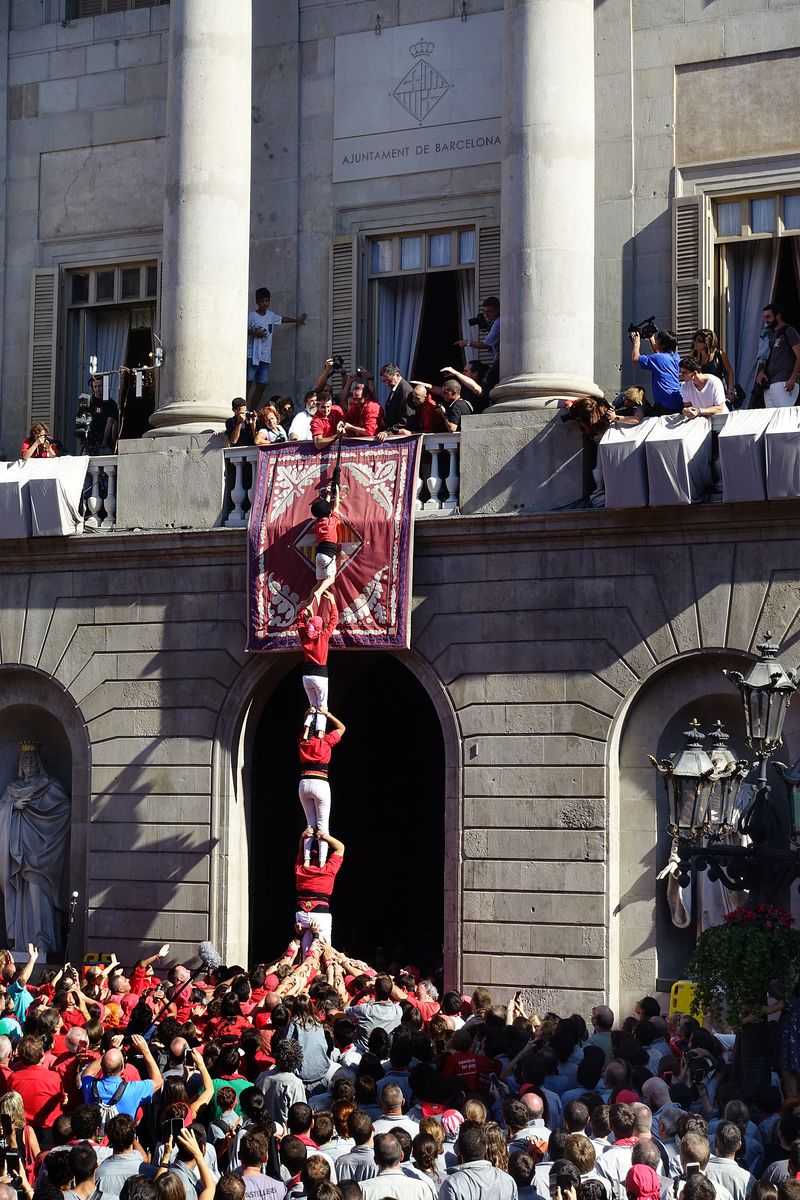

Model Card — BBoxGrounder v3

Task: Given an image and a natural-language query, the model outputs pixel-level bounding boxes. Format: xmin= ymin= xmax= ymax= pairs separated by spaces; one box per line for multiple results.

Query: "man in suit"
xmin=377 ymin=364 xmax=414 ymax=440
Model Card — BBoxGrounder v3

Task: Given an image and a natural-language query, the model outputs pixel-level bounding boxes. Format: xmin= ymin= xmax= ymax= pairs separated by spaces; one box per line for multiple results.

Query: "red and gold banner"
xmin=247 ymin=437 xmax=420 ymax=651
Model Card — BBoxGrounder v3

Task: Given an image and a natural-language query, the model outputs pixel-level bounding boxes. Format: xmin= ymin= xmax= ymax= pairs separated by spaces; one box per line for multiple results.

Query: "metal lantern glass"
xmin=650 ymin=719 xmax=716 ymax=841
xmin=706 ymin=720 xmax=750 ymax=835
xmin=724 ymin=634 xmax=798 ymax=756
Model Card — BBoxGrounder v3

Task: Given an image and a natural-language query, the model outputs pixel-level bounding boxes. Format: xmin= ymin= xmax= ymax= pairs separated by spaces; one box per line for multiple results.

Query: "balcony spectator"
xmin=21 ymin=423 xmax=60 ymax=461
xmin=630 ymin=328 xmax=682 ymax=414
xmin=311 ymin=393 xmax=345 ymax=451
xmin=246 ymin=287 xmax=307 ymax=410
xmin=456 ymin=296 xmax=501 ymax=395
xmin=289 ymin=392 xmax=318 ymax=442
xmin=439 ymin=380 xmax=474 ymax=432
xmin=679 ymin=357 xmax=728 ymax=419
xmin=756 ymin=302 xmax=800 ymax=407
xmin=407 ymin=384 xmax=448 ymax=434
xmin=341 ymin=378 xmax=383 ymax=438
xmin=254 ymin=406 xmax=288 ymax=447
xmin=692 ymin=330 xmax=737 ymax=407
xmin=227 ymin=399 xmax=256 ymax=447
xmin=377 ymin=366 xmax=414 ymax=440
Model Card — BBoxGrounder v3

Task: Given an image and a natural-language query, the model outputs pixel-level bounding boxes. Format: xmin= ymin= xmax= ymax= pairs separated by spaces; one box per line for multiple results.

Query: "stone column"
xmin=491 ymin=0 xmax=602 ymax=407
xmin=148 ymin=0 xmax=252 ymax=435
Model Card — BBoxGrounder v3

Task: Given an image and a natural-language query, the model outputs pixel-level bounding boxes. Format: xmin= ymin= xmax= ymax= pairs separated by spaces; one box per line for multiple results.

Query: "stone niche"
xmin=0 ymin=669 xmax=89 ymax=960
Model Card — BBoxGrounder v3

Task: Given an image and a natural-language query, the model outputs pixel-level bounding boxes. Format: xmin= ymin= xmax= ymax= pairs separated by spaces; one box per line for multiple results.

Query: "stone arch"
xmin=0 ymin=666 xmax=91 ymax=957
xmin=210 ymin=647 xmax=463 ymax=980
xmin=606 ymin=646 xmax=763 ymax=1019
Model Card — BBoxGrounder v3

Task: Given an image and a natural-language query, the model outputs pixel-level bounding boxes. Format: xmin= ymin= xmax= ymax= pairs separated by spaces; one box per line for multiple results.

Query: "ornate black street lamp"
xmin=652 ymin=634 xmax=800 ymax=893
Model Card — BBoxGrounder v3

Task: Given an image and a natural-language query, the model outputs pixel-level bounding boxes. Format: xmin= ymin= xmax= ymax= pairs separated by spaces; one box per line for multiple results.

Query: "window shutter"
xmin=28 ymin=269 xmax=58 ymax=429
xmin=330 ymin=235 xmax=357 ymax=371
xmin=673 ymin=195 xmax=712 ymax=354
xmin=475 ymin=222 xmax=500 ymax=363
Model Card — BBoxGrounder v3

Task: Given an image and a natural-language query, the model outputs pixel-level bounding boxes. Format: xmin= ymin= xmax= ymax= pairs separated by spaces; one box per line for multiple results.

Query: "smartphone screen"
xmin=6 ymin=1150 xmax=20 ymax=1172
xmin=169 ymin=1117 xmax=183 ymax=1142
xmin=686 ymin=1163 xmax=701 ymax=1178
xmin=0 ymin=1115 xmax=11 ymax=1138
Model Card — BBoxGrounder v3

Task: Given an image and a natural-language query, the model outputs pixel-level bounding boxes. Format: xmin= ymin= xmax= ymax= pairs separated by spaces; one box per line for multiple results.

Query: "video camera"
xmin=468 ymin=313 xmax=490 ymax=332
xmin=628 ymin=315 xmax=658 ymax=339
xmin=330 ymin=354 xmax=345 ymax=372
xmin=75 ymin=394 xmax=92 ymax=447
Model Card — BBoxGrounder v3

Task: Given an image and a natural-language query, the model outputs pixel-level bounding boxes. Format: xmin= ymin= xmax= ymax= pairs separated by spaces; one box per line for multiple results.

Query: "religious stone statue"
xmin=0 ymin=742 xmax=71 ymax=953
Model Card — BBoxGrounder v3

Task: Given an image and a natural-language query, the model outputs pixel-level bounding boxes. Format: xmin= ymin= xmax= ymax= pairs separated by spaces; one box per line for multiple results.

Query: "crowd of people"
xmin=0 ymin=942 xmax=799 ymax=1200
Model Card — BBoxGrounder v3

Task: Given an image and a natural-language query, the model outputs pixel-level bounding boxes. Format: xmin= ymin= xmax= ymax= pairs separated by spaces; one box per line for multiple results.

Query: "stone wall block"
xmin=465 ymin=765 xmax=604 ymax=798
xmin=89 ymin=737 xmax=212 ymax=768
xmin=78 ymin=70 xmax=126 ymax=109
xmin=462 ymin=829 xmax=489 ymax=859
xmin=86 ymin=41 xmax=117 ymax=73
xmin=90 ymin=793 xmax=212 ymax=825
xmin=125 ymin=62 xmax=168 ymax=104
xmin=544 ymin=956 xmax=605 ymax=989
xmin=464 ymin=859 xmax=605 ymax=894
xmin=47 ymin=45 xmax=87 ymax=78
xmin=89 ymin=822 xmax=211 ymax=854
xmin=8 ymin=51 xmax=49 ymax=84
xmin=88 ymin=908 xmax=208 ymax=941
xmin=90 ymin=850 xmax=210 ymax=883
xmin=116 ymin=34 xmax=163 ymax=68
xmin=38 ymin=77 xmax=77 ymax=114
xmin=91 ymin=764 xmax=212 ymax=796
xmin=488 ymin=955 xmax=548 ymax=987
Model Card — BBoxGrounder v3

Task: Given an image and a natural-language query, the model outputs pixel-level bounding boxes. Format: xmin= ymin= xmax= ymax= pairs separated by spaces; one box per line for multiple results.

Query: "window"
xmin=366 ymin=227 xmax=478 ymax=277
xmin=64 ymin=260 xmax=159 ymax=447
xmin=67 ymin=0 xmax=168 ymax=17
xmin=712 ymin=191 xmax=800 ymax=394
xmin=365 ymin=225 xmax=479 ymax=384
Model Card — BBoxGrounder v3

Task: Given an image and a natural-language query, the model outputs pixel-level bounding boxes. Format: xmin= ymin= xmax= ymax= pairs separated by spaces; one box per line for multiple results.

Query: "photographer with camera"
xmin=21 ymin=423 xmax=60 ymax=461
xmin=630 ymin=323 xmax=682 ymax=415
xmin=226 ymin=398 xmax=256 ymax=447
xmin=456 ymin=296 xmax=500 ymax=395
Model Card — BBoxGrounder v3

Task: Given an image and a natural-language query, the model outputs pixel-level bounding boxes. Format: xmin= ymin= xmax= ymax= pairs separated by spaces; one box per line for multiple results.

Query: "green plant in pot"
xmin=689 ymin=904 xmax=800 ymax=1026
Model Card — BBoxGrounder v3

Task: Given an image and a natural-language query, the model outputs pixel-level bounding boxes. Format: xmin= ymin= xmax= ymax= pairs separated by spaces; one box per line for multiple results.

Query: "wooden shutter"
xmin=475 ymin=222 xmax=500 ymax=363
xmin=28 ymin=269 xmax=57 ymax=428
xmin=329 ymin=235 xmax=357 ymax=371
xmin=673 ymin=194 xmax=713 ymax=354
xmin=77 ymin=0 xmax=104 ymax=15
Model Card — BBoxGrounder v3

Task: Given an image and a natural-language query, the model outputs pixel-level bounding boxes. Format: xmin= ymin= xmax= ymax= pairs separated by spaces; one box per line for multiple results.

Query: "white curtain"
xmin=377 ymin=276 xmax=424 ymax=389
xmin=84 ymin=309 xmax=131 ymax=402
xmin=724 ymin=241 xmax=779 ymax=402
xmin=456 ymin=269 xmax=476 ymax=363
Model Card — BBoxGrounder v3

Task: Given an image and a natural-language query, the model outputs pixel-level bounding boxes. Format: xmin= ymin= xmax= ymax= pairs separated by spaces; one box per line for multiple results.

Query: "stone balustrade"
xmin=84 ymin=456 xmax=118 ymax=531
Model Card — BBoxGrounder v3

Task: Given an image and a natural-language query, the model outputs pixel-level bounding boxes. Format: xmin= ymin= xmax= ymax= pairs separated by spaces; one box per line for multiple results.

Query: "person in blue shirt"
xmin=630 ymin=327 xmax=682 ymax=413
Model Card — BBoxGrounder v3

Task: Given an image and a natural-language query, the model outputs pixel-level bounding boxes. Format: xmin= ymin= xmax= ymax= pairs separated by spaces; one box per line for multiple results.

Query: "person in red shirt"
xmin=294 ymin=829 xmax=345 ymax=955
xmin=298 ymin=594 xmax=338 ymax=737
xmin=340 ymin=379 xmax=384 ymax=439
xmin=298 ymin=706 xmax=345 ymax=867
xmin=21 ymin=422 xmax=59 ymax=460
xmin=10 ymin=1034 xmax=63 ymax=1139
xmin=310 ymin=392 xmax=345 ymax=450
xmin=408 ymin=382 xmax=448 ymax=433
xmin=307 ymin=483 xmax=342 ymax=614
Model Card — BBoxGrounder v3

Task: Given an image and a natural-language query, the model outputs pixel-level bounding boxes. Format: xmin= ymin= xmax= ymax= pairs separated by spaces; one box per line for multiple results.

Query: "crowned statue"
xmin=0 ymin=741 xmax=71 ymax=953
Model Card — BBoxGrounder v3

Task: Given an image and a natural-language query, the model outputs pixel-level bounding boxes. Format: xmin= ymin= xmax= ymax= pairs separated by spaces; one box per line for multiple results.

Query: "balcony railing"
xmin=223 ymin=434 xmax=461 ymax=528
xmin=84 ymin=455 xmax=118 ymax=530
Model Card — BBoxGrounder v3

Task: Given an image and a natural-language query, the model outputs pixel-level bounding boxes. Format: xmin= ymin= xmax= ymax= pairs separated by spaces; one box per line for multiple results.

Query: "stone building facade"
xmin=0 ymin=0 xmax=800 ymax=1014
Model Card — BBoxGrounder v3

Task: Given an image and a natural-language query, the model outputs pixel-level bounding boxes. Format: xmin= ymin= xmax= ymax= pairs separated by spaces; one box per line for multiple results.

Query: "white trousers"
xmin=765 ymin=381 xmax=799 ymax=408
xmin=302 ymin=673 xmax=328 ymax=733
xmin=295 ymin=908 xmax=332 ymax=955
xmin=299 ymin=777 xmax=331 ymax=864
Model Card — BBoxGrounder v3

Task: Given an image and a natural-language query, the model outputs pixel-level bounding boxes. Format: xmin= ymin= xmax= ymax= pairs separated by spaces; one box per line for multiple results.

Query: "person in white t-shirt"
xmin=288 ymin=390 xmax=318 ymax=442
xmin=247 ymin=287 xmax=307 ymax=409
xmin=679 ymin=357 xmax=728 ymax=418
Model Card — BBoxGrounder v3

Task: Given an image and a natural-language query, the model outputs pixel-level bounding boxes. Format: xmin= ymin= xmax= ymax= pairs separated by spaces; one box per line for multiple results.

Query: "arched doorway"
xmin=248 ymin=651 xmax=446 ymax=972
